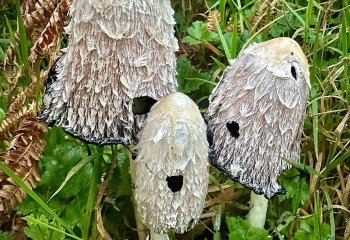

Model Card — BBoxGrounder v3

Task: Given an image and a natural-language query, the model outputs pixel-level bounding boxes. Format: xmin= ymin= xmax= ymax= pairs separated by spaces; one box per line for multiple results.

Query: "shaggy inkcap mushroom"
xmin=39 ymin=0 xmax=178 ymax=146
xmin=206 ymin=37 xmax=310 ymax=199
xmin=135 ymin=92 xmax=209 ymax=234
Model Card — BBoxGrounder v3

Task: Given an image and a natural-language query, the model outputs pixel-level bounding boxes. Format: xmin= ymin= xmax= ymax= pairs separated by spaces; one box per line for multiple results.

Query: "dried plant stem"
xmin=247 ymin=191 xmax=268 ymax=229
xmin=128 ymin=149 xmax=147 ymax=240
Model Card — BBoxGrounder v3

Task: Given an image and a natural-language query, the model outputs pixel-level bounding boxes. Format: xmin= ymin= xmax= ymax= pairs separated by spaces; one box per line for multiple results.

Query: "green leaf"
xmin=39 ymin=142 xmax=92 ymax=199
xmin=48 ymin=153 xmax=101 ymax=201
xmin=0 ymin=108 xmax=5 ymax=123
xmin=24 ymin=215 xmax=78 ymax=240
xmin=176 ymin=55 xmax=213 ymax=93
xmin=17 ymin=128 xmax=92 ymax=236
xmin=185 ymin=21 xmax=219 ymax=43
xmin=182 ymin=36 xmax=202 ymax=45
xmin=226 ymin=217 xmax=269 ymax=240
xmin=291 ymin=178 xmax=308 ymax=213
xmin=282 ymin=157 xmax=320 ymax=176
xmin=0 ymin=231 xmax=13 ymax=240
xmin=294 ymin=216 xmax=331 ymax=240
xmin=116 ymin=147 xmax=132 ymax=196
xmin=268 ymin=22 xmax=289 ymax=38
xmin=278 ymin=168 xmax=309 ymax=213
xmin=0 ymin=161 xmax=76 ymax=236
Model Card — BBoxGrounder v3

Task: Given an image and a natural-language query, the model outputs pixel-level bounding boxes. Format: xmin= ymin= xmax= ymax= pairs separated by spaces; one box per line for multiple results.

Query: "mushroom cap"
xmin=135 ymin=92 xmax=209 ymax=233
xmin=38 ymin=0 xmax=178 ymax=146
xmin=206 ymin=37 xmax=310 ymax=198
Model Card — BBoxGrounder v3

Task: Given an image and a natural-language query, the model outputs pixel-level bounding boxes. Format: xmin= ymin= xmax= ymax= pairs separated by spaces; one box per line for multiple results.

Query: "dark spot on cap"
xmin=132 ymin=96 xmax=157 ymax=115
xmin=226 ymin=121 xmax=239 ymax=138
xmin=291 ymin=52 xmax=294 ymax=55
xmin=206 ymin=129 xmax=214 ymax=147
xmin=166 ymin=175 xmax=183 ymax=193
xmin=131 ymin=151 xmax=137 ymax=159
xmin=291 ymin=66 xmax=297 ymax=80
xmin=47 ymin=120 xmax=56 ymax=127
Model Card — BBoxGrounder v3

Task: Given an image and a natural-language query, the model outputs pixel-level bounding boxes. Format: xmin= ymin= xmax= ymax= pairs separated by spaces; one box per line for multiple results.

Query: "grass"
xmin=0 ymin=0 xmax=349 ymax=239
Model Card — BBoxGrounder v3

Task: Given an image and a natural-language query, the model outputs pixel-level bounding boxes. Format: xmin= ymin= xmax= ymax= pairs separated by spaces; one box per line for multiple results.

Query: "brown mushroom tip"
xmin=244 ymin=37 xmax=309 ymax=78
xmin=150 ymin=92 xmax=200 ymax=120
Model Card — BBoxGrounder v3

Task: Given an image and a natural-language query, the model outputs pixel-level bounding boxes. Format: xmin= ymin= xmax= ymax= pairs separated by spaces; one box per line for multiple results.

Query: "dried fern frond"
xmin=207 ymin=9 xmax=220 ymax=32
xmin=206 ymin=9 xmax=236 ymax=33
xmin=23 ymin=0 xmax=59 ymax=40
xmin=3 ymin=45 xmax=16 ymax=69
xmin=0 ymin=115 xmax=47 ymax=223
xmin=23 ymin=0 xmax=40 ymax=16
xmin=3 ymin=0 xmax=60 ymax=70
xmin=250 ymin=0 xmax=282 ymax=30
xmin=11 ymin=214 xmax=28 ymax=240
xmin=3 ymin=33 xmax=19 ymax=70
xmin=29 ymin=0 xmax=71 ymax=66
xmin=0 ymin=89 xmax=37 ymax=141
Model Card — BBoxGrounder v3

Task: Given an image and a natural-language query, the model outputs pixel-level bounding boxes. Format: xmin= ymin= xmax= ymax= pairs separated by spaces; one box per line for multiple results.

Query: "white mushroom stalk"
xmin=135 ymin=92 xmax=209 ymax=235
xmin=206 ymin=38 xmax=310 ymax=228
xmin=39 ymin=0 xmax=178 ymax=146
xmin=247 ymin=192 xmax=268 ymax=228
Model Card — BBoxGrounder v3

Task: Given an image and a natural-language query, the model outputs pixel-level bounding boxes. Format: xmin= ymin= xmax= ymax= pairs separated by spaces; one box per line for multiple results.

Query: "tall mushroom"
xmin=206 ymin=37 xmax=310 ymax=227
xmin=39 ymin=0 xmax=178 ymax=146
xmin=38 ymin=0 xmax=179 ymax=238
xmin=135 ymin=92 xmax=209 ymax=235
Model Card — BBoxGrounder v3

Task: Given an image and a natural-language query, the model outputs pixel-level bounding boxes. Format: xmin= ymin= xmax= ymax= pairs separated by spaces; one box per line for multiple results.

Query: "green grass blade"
xmin=282 ymin=157 xmax=320 ymax=176
xmin=313 ymin=191 xmax=322 ymax=240
xmin=230 ymin=13 xmax=237 ymax=58
xmin=235 ymin=0 xmax=244 ymax=32
xmin=0 ymin=161 xmax=77 ymax=237
xmin=215 ymin=18 xmax=231 ymax=60
xmin=0 ymin=46 xmax=5 ymax=60
xmin=48 ymin=154 xmax=103 ymax=201
xmin=284 ymin=2 xmax=305 ymax=27
xmin=322 ymin=189 xmax=335 ymax=240
xmin=185 ymin=77 xmax=217 ymax=86
xmin=82 ymin=150 xmax=103 ymax=240
xmin=0 ymin=38 xmax=12 ymax=44
xmin=219 ymin=0 xmax=227 ymax=27
xmin=5 ymin=16 xmax=22 ymax=63
xmin=243 ymin=7 xmax=307 ymax=50
xmin=305 ymin=0 xmax=314 ymax=42
xmin=321 ymin=148 xmax=350 ymax=175
xmin=212 ymin=56 xmax=226 ymax=70
xmin=23 ymin=216 xmax=82 ymax=240
xmin=341 ymin=11 xmax=349 ymax=96
xmin=311 ymin=88 xmax=319 ymax=159
xmin=15 ymin=0 xmax=30 ymax=84
xmin=214 ymin=204 xmax=223 ymax=240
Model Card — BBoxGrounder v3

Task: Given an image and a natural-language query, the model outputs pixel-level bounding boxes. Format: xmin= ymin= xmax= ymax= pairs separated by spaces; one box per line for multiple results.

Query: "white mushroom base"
xmin=247 ymin=191 xmax=268 ymax=229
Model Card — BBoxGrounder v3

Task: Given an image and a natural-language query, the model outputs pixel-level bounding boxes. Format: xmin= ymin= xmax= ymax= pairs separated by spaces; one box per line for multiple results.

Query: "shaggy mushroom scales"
xmin=206 ymin=37 xmax=310 ymax=227
xmin=135 ymin=92 xmax=209 ymax=234
xmin=39 ymin=0 xmax=178 ymax=146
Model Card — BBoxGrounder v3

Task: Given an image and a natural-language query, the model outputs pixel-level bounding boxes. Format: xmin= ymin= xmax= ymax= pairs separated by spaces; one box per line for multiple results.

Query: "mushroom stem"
xmin=128 ymin=150 xmax=147 ymax=240
xmin=149 ymin=233 xmax=170 ymax=240
xmin=247 ymin=191 xmax=268 ymax=229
